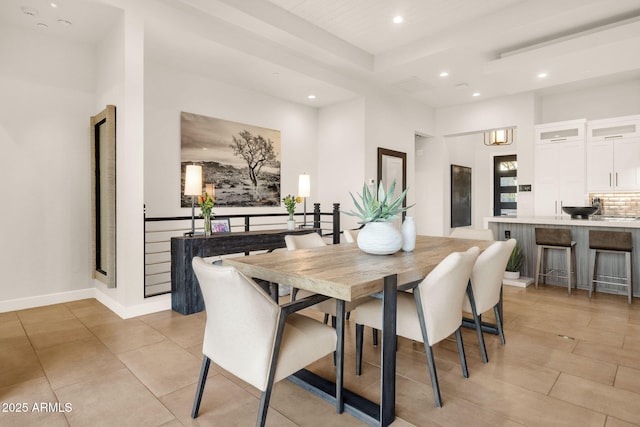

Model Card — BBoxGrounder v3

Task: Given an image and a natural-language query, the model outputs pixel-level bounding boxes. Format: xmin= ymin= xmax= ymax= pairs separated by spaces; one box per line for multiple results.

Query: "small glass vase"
xmin=203 ymin=214 xmax=212 ymax=236
xmin=287 ymin=214 xmax=295 ymax=230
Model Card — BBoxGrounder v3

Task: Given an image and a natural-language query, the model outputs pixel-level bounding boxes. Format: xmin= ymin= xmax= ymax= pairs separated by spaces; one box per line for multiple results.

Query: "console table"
xmin=170 ymin=228 xmax=319 ymax=315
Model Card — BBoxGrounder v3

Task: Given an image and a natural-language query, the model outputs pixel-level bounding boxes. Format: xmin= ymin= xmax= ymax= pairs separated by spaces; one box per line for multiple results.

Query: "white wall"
xmin=430 ymin=92 xmax=536 ymax=234
xmin=0 ymin=25 xmax=96 ymax=309
xmin=317 ymin=97 xmax=366 ymax=232
xmin=144 ymin=63 xmax=319 ymax=219
xmin=540 ymin=80 xmax=640 ymax=123
xmin=364 ymin=92 xmax=435 ymax=234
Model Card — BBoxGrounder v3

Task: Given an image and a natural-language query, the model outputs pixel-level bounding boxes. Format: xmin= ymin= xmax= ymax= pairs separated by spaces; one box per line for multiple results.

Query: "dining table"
xmin=221 ymin=234 xmax=493 ymax=426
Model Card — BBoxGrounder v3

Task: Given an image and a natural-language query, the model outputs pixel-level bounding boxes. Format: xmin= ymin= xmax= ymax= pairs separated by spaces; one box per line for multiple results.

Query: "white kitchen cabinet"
xmin=587 ymin=115 xmax=640 ymax=192
xmin=535 ymin=119 xmax=586 ymax=144
xmin=535 ymin=140 xmax=586 ymax=216
xmin=587 ymin=137 xmax=640 ymax=191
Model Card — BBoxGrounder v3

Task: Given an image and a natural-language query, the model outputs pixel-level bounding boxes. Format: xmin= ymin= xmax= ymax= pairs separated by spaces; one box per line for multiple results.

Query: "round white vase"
xmin=357 ymin=222 xmax=403 ymax=255
xmin=287 ymin=219 xmax=295 ymax=230
xmin=401 ymin=216 xmax=416 ymax=252
xmin=504 ymin=270 xmax=520 ymax=280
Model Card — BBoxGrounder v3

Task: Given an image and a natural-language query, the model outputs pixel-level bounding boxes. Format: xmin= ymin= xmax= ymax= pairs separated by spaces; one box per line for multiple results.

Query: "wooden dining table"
xmin=222 ymin=234 xmax=492 ymax=426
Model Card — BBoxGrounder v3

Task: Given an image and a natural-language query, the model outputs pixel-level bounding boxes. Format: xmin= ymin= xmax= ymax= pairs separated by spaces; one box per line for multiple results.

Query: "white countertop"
xmin=484 ymin=215 xmax=640 ymax=229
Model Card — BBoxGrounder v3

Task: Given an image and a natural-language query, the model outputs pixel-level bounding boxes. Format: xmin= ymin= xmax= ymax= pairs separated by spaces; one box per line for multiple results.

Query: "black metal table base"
xmin=288 ymin=369 xmax=380 ymax=426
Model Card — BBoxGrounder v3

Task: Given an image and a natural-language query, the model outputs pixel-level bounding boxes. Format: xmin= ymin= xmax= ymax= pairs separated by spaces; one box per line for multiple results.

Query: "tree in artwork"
xmin=230 ymin=130 xmax=277 ymax=197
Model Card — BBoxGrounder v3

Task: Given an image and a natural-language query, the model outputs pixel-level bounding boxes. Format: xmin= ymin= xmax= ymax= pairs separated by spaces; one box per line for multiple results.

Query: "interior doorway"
xmin=493 ymin=155 xmax=517 ymax=216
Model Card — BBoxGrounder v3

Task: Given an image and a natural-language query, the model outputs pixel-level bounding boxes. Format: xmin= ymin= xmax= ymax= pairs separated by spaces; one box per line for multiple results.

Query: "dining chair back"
xmin=354 ymin=246 xmax=479 ymax=407
xmin=285 ymin=232 xmax=326 ymax=249
xmin=285 ymin=232 xmax=364 ymax=324
xmin=462 ymin=239 xmax=516 ymax=362
xmin=191 ymin=257 xmax=337 ymax=426
xmin=343 ymin=229 xmax=360 ymax=243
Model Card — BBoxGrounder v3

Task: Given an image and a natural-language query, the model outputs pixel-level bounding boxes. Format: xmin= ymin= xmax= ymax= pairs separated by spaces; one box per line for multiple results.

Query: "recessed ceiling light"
xmin=439 ymin=71 xmax=449 ymax=78
xmin=472 ymin=92 xmax=481 ymax=97
xmin=36 ymin=22 xmax=48 ymax=29
xmin=537 ymin=72 xmax=548 ymax=79
xmin=57 ymin=19 xmax=72 ymax=27
xmin=393 ymin=15 xmax=404 ymax=24
xmin=50 ymin=2 xmax=58 ymax=8
xmin=307 ymin=94 xmax=316 ymax=100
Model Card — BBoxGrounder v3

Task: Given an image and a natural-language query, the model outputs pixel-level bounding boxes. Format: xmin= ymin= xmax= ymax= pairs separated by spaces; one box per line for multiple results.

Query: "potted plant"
xmin=344 ymin=180 xmax=413 ymax=255
xmin=282 ymin=194 xmax=301 ymax=230
xmin=504 ymin=244 xmax=524 ymax=279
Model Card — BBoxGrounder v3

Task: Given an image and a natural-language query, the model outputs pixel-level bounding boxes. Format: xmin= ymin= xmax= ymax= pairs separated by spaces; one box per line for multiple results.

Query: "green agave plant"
xmin=506 ymin=244 xmax=524 ymax=272
xmin=344 ymin=180 xmax=413 ymax=224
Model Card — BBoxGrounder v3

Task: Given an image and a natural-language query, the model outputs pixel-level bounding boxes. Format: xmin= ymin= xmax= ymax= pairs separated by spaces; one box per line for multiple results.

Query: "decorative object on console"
xmin=198 ymin=186 xmax=215 ymax=235
xmin=298 ymin=174 xmax=311 ymax=227
xmin=184 ymin=164 xmax=203 ymax=235
xmin=344 ymin=180 xmax=413 ymax=255
xmin=282 ymin=194 xmax=300 ymax=230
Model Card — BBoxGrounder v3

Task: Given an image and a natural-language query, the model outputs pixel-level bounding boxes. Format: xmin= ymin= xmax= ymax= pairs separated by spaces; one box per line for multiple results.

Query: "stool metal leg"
xmin=572 ymin=245 xmax=577 ymax=290
xmin=565 ymin=247 xmax=572 ymax=295
xmin=535 ymin=245 xmax=542 ymax=289
xmin=626 ymin=252 xmax=632 ymax=304
xmin=588 ymin=249 xmax=595 ymax=299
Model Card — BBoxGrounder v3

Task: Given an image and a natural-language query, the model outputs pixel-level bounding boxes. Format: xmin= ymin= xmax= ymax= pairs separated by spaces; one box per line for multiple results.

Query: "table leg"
xmin=335 ymin=299 xmax=345 ymax=413
xmin=380 ymin=274 xmax=397 ymax=426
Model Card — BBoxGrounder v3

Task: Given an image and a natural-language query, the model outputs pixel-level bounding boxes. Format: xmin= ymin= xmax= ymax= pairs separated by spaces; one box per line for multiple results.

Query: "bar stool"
xmin=534 ymin=228 xmax=577 ymax=294
xmin=589 ymin=230 xmax=633 ymax=304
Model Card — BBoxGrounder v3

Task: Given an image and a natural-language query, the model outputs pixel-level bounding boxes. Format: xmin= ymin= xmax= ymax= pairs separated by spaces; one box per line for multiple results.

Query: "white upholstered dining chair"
xmin=191 ymin=257 xmax=337 ymax=426
xmin=463 ymin=239 xmax=516 ymax=363
xmin=343 ymin=228 xmax=360 ymax=243
xmin=354 ymin=247 xmax=480 ymax=407
xmin=285 ymin=233 xmax=364 ymax=324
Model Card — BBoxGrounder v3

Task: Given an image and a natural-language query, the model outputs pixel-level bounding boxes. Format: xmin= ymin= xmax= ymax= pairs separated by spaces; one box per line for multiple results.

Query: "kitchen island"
xmin=485 ymin=216 xmax=639 ymax=298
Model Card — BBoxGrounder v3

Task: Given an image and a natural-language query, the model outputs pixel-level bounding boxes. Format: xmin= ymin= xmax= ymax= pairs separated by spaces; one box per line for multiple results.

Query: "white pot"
xmin=357 ymin=222 xmax=403 ymax=255
xmin=504 ymin=270 xmax=520 ymax=280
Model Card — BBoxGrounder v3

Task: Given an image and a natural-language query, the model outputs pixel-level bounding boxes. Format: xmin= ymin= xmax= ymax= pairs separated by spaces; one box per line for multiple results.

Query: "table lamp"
xmin=184 ymin=164 xmax=202 ymax=235
xmin=298 ymin=174 xmax=311 ymax=227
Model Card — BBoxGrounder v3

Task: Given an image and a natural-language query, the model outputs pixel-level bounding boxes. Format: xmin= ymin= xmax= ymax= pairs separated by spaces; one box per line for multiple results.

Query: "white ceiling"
xmin=3 ymin=0 xmax=640 ymax=108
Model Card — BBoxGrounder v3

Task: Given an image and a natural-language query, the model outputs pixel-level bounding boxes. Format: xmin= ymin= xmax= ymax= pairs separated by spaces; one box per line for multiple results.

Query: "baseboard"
xmin=94 ymin=290 xmax=172 ymax=319
xmin=0 ymin=287 xmax=173 ymax=319
xmin=0 ymin=288 xmax=96 ymax=313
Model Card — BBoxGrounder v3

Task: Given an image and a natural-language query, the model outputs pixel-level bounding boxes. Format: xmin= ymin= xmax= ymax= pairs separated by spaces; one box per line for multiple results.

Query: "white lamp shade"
xmin=184 ymin=165 xmax=203 ymax=196
xmin=298 ymin=174 xmax=311 ymax=197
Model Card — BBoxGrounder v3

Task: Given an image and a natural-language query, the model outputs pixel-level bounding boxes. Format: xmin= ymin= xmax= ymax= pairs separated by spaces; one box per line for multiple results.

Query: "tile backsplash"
xmin=589 ymin=192 xmax=640 ymax=217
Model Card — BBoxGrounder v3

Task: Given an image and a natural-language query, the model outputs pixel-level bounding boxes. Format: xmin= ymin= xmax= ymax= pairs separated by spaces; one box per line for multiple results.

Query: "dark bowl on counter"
xmin=562 ymin=206 xmax=598 ymax=219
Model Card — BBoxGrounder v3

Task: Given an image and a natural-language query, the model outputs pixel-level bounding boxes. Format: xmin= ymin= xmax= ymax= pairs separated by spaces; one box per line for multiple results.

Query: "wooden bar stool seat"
xmin=589 ymin=230 xmax=633 ymax=304
xmin=534 ymin=228 xmax=577 ymax=294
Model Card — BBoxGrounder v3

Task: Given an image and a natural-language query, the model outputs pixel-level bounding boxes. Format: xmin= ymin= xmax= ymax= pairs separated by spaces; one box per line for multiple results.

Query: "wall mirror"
xmin=377 ymin=147 xmax=407 ymax=223
xmin=91 ymin=105 xmax=116 ymax=288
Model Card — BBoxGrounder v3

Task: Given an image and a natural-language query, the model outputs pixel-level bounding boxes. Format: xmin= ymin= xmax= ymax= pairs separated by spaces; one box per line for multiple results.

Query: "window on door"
xmin=494 ymin=155 xmax=517 ymax=216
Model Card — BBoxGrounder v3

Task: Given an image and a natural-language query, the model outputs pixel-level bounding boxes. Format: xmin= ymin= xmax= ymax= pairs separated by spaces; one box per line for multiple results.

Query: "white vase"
xmin=287 ymin=219 xmax=295 ymax=230
xmin=504 ymin=270 xmax=520 ymax=280
xmin=401 ymin=216 xmax=416 ymax=252
xmin=357 ymin=222 xmax=403 ymax=255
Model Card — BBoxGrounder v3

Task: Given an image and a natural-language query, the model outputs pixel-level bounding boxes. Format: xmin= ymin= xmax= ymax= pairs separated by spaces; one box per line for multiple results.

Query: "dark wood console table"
xmin=170 ymin=228 xmax=319 ymax=315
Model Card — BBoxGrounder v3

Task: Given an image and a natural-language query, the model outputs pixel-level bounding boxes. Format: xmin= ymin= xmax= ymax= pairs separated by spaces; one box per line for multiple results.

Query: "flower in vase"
xmin=198 ymin=191 xmax=215 ymax=218
xmin=282 ymin=194 xmax=299 ymax=219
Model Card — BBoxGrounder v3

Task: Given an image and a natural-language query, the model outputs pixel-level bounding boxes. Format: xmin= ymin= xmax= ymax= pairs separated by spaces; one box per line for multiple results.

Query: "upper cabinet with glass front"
xmin=535 ymin=119 xmax=587 ymax=144
xmin=587 ymin=115 xmax=640 ymax=192
xmin=534 ymin=119 xmax=587 ymax=216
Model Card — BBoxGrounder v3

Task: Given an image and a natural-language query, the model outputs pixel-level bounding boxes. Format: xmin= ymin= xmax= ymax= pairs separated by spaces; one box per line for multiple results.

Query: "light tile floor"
xmin=1 ymin=285 xmax=640 ymax=426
